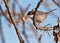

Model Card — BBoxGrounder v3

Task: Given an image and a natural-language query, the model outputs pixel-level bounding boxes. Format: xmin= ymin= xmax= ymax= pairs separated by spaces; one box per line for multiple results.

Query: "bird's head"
xmin=27 ymin=11 xmax=34 ymax=18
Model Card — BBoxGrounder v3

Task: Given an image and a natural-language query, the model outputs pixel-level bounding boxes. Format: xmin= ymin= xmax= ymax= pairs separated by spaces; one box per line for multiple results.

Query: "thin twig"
xmin=4 ymin=0 xmax=24 ymax=43
xmin=52 ymin=0 xmax=60 ymax=7
xmin=22 ymin=21 xmax=29 ymax=43
xmin=0 ymin=5 xmax=11 ymax=23
xmin=14 ymin=0 xmax=23 ymax=12
xmin=34 ymin=0 xmax=43 ymax=13
xmin=0 ymin=11 xmax=5 ymax=43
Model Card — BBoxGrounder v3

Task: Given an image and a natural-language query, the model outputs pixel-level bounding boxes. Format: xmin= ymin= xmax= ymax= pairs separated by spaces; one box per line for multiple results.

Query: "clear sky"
xmin=0 ymin=0 xmax=60 ymax=43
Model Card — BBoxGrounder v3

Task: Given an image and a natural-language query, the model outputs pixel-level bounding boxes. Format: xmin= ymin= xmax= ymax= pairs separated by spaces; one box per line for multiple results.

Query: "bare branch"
xmin=0 ymin=5 xmax=11 ymax=23
xmin=34 ymin=0 xmax=43 ymax=12
xmin=4 ymin=0 xmax=24 ymax=43
xmin=14 ymin=0 xmax=23 ymax=12
xmin=52 ymin=0 xmax=60 ymax=7
xmin=0 ymin=11 xmax=5 ymax=43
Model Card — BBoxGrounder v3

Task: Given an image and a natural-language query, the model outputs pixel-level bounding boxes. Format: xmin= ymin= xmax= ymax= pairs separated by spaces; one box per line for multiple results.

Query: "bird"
xmin=27 ymin=8 xmax=57 ymax=29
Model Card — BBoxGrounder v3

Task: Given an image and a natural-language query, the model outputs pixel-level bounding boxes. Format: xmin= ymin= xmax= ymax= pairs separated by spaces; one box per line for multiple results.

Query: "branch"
xmin=4 ymin=0 xmax=24 ymax=43
xmin=39 ymin=27 xmax=53 ymax=31
xmin=0 ymin=11 xmax=5 ymax=43
xmin=14 ymin=0 xmax=23 ymax=12
xmin=52 ymin=0 xmax=60 ymax=7
xmin=34 ymin=0 xmax=43 ymax=13
xmin=0 ymin=5 xmax=11 ymax=23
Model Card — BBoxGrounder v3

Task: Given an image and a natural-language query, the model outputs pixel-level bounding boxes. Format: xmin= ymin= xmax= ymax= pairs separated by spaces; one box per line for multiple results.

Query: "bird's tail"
xmin=47 ymin=8 xmax=57 ymax=13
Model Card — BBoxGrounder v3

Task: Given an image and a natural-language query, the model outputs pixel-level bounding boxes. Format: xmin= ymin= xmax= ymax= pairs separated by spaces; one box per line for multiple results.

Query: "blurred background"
xmin=0 ymin=0 xmax=60 ymax=43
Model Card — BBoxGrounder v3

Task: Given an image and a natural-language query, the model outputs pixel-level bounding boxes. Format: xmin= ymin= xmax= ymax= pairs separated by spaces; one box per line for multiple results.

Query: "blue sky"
xmin=0 ymin=0 xmax=60 ymax=43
